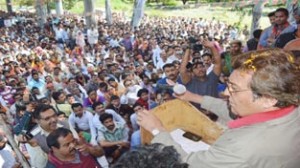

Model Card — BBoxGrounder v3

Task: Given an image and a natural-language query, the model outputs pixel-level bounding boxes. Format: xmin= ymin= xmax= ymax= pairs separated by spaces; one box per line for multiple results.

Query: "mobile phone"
xmin=182 ymin=131 xmax=202 ymax=142
xmin=21 ymin=130 xmax=33 ymax=140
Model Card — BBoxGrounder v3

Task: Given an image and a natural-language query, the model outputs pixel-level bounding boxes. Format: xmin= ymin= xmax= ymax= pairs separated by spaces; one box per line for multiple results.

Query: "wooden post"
xmin=0 ymin=115 xmax=30 ymax=168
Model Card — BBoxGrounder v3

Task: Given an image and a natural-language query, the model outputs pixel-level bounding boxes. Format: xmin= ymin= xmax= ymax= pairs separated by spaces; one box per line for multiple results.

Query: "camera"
xmin=21 ymin=130 xmax=33 ymax=140
xmin=188 ymin=37 xmax=203 ymax=53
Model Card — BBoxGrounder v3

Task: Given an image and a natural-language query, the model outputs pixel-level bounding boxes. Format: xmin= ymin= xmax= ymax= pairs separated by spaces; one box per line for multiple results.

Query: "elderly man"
xmin=138 ymin=49 xmax=300 ymax=168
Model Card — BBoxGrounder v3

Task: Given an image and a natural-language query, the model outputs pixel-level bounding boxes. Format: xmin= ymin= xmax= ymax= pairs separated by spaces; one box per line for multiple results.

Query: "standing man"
xmin=257 ymin=11 xmax=276 ymax=49
xmin=156 ymin=63 xmax=182 ymax=92
xmin=221 ymin=40 xmax=243 ymax=76
xmin=275 ymin=9 xmax=300 ymax=48
xmin=87 ymin=24 xmax=99 ymax=49
xmin=258 ymin=8 xmax=295 ymax=49
xmin=180 ymin=40 xmax=221 ymax=103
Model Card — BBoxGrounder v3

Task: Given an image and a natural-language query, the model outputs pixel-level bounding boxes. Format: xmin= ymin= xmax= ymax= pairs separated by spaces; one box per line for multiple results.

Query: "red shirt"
xmin=47 ymin=151 xmax=101 ymax=168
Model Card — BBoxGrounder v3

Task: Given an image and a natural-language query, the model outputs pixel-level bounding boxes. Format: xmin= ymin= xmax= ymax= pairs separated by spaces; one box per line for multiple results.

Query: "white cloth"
xmin=0 ymin=144 xmax=17 ymax=168
xmin=206 ymin=64 xmax=214 ymax=75
xmin=120 ymin=85 xmax=142 ymax=105
xmin=152 ymin=46 xmax=162 ymax=66
xmin=87 ymin=28 xmax=99 ymax=45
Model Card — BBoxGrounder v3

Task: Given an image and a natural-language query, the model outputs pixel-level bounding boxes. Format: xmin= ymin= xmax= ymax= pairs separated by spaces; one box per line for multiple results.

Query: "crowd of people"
xmin=0 ymin=4 xmax=299 ymax=168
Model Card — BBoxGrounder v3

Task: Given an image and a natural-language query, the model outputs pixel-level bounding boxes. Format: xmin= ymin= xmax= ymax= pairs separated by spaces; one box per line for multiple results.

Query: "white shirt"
xmin=87 ymin=28 xmax=99 ymax=45
xmin=152 ymin=46 xmax=162 ymax=66
xmin=68 ymin=111 xmax=94 ymax=132
xmin=206 ymin=64 xmax=214 ymax=75
xmin=109 ymin=38 xmax=120 ymax=48
xmin=0 ymin=144 xmax=16 ymax=168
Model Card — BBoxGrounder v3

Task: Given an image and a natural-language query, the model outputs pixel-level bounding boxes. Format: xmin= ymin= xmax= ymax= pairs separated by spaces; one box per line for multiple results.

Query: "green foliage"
xmin=18 ymin=0 xmax=34 ymax=6
xmin=162 ymin=0 xmax=177 ymax=6
xmin=63 ymin=0 xmax=77 ymax=10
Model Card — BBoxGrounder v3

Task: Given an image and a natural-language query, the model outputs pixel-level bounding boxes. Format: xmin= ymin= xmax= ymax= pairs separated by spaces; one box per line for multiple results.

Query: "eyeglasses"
xmin=226 ymin=81 xmax=250 ymax=95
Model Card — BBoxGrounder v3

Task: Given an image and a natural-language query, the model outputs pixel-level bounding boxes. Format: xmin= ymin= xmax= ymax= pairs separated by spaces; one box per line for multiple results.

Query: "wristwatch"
xmin=151 ymin=128 xmax=160 ymax=136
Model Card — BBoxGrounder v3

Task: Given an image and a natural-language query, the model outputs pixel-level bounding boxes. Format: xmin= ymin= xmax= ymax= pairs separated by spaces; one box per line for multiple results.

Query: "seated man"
xmin=52 ymin=91 xmax=72 ymax=117
xmin=97 ymin=113 xmax=129 ymax=162
xmin=46 ymin=127 xmax=102 ymax=168
xmin=130 ymin=103 xmax=145 ymax=149
xmin=90 ymin=102 xmax=126 ymax=145
xmin=68 ymin=103 xmax=94 ymax=135
xmin=106 ymin=95 xmax=134 ymax=124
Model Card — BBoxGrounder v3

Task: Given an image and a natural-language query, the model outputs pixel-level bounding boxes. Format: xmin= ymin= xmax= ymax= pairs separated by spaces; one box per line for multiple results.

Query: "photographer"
xmin=180 ymin=39 xmax=222 ymax=110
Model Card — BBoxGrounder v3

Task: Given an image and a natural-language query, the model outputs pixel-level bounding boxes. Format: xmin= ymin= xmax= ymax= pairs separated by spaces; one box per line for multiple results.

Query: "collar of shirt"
xmin=228 ymin=106 xmax=296 ymax=129
xmin=39 ymin=123 xmax=64 ymax=136
xmin=101 ymin=122 xmax=124 ymax=133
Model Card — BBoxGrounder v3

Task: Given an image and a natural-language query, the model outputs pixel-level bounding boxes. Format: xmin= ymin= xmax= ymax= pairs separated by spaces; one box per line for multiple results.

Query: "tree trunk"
xmin=0 ymin=116 xmax=30 ymax=168
xmin=6 ymin=0 xmax=13 ymax=13
xmin=84 ymin=0 xmax=96 ymax=28
xmin=36 ymin=0 xmax=47 ymax=28
xmin=131 ymin=0 xmax=146 ymax=29
xmin=55 ymin=0 xmax=64 ymax=16
xmin=250 ymin=0 xmax=265 ymax=38
xmin=195 ymin=0 xmax=200 ymax=7
xmin=286 ymin=0 xmax=297 ymax=24
xmin=105 ymin=0 xmax=113 ymax=25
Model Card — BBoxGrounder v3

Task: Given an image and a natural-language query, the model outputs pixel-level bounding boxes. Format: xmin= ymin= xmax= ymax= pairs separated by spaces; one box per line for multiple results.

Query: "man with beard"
xmin=97 ymin=113 xmax=129 ymax=162
xmin=137 ymin=49 xmax=300 ymax=168
xmin=258 ymin=8 xmax=295 ymax=49
xmin=180 ymin=40 xmax=221 ymax=110
xmin=275 ymin=8 xmax=300 ymax=48
xmin=90 ymin=102 xmax=126 ymax=145
xmin=221 ymin=40 xmax=243 ymax=76
xmin=46 ymin=128 xmax=102 ymax=168
xmin=156 ymin=63 xmax=182 ymax=93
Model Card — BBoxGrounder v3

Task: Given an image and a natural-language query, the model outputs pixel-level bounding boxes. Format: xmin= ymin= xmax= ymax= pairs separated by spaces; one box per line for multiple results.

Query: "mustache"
xmin=107 ymin=125 xmax=114 ymax=128
xmin=226 ymin=101 xmax=239 ymax=120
